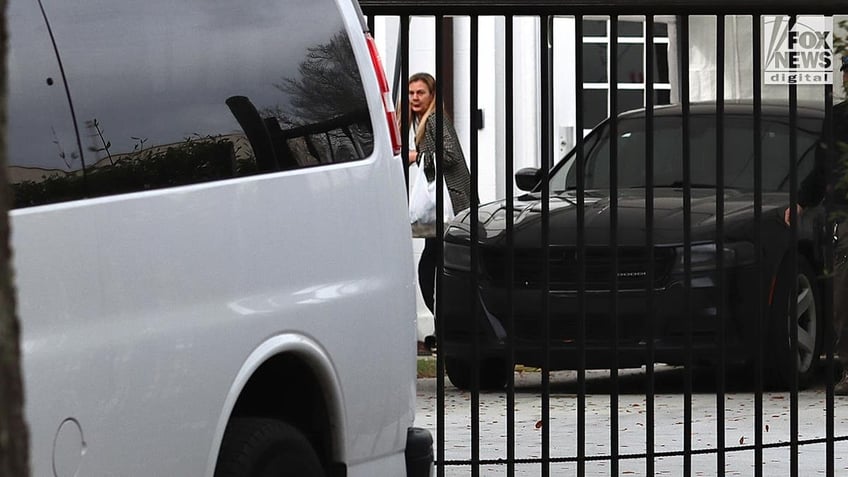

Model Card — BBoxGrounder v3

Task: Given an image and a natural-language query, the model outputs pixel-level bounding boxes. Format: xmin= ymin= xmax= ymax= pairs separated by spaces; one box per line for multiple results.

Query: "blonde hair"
xmin=407 ymin=72 xmax=437 ymax=147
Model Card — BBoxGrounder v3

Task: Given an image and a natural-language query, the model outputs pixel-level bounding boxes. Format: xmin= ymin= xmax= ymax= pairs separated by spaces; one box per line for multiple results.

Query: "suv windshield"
xmin=550 ymin=113 xmax=822 ymax=193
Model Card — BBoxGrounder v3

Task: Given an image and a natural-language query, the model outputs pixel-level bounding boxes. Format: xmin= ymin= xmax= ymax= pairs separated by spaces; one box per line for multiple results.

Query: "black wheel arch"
xmin=224 ymin=353 xmax=340 ymax=475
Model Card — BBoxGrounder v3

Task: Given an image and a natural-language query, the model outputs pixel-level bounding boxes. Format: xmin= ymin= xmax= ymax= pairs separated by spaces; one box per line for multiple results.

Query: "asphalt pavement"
xmin=415 ymin=361 xmax=848 ymax=476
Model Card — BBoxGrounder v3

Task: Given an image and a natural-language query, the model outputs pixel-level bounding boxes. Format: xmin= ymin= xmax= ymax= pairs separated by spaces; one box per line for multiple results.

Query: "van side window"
xmin=9 ymin=0 xmax=374 ymax=209
xmin=6 ymin=0 xmax=79 ymax=206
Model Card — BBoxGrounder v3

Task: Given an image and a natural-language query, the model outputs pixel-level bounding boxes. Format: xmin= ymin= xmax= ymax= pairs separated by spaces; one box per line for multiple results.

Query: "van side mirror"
xmin=515 ymin=167 xmax=542 ymax=192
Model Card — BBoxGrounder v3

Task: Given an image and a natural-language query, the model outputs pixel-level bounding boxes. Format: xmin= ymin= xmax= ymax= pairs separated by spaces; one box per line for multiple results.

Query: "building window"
xmin=581 ymin=17 xmax=672 ymax=134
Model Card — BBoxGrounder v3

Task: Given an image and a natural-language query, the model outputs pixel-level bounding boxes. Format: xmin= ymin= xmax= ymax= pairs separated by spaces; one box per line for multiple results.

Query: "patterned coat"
xmin=416 ymin=112 xmax=474 ymax=214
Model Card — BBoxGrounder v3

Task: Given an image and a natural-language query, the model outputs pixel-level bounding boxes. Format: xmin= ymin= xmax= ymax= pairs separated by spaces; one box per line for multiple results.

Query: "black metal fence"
xmin=361 ymin=1 xmax=848 ymax=475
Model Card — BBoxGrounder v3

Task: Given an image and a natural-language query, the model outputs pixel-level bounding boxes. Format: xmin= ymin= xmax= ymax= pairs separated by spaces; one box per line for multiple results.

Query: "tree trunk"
xmin=0 ymin=0 xmax=30 ymax=474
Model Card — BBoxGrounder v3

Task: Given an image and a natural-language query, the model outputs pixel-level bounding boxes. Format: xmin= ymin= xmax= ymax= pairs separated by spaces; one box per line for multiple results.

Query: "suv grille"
xmin=482 ymin=247 xmax=675 ymax=291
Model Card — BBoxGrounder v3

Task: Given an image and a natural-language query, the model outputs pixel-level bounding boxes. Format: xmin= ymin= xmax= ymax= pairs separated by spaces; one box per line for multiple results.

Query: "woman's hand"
xmin=784 ymin=204 xmax=804 ymax=226
xmin=408 ymin=150 xmax=418 ymax=165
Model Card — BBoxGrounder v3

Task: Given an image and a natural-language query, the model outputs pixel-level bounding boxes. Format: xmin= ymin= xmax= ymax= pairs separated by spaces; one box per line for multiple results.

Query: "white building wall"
xmin=686 ymin=16 xmax=827 ymax=103
xmin=685 ymin=15 xmax=848 ymax=103
xmin=512 ymin=18 xmax=543 ymax=187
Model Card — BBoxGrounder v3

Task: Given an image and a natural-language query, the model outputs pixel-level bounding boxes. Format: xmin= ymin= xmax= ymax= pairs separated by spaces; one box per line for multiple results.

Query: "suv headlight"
xmin=672 ymin=243 xmax=751 ymax=273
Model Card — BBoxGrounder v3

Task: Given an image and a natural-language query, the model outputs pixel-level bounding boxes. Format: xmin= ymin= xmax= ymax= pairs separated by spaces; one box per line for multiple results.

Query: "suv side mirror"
xmin=515 ymin=167 xmax=542 ymax=192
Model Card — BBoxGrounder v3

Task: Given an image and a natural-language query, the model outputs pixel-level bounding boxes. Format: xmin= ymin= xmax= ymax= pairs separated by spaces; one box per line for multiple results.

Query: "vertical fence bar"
xmin=608 ymin=15 xmax=620 ymax=475
xmin=644 ymin=14 xmax=656 ymax=477
xmin=539 ymin=14 xmax=553 ymax=477
xmin=401 ymin=16 xmax=411 ymax=191
xmin=752 ymin=14 xmax=765 ymax=477
xmin=788 ymin=16 xmax=800 ymax=477
xmin=574 ymin=14 xmax=588 ymax=477
xmin=824 ymin=55 xmax=834 ymax=477
xmin=469 ymin=13 xmax=482 ymax=477
xmin=715 ymin=13 xmax=727 ymax=476
xmin=434 ymin=16 xmax=446 ymax=477
xmin=505 ymin=15 xmax=516 ymax=477
xmin=679 ymin=13 xmax=693 ymax=477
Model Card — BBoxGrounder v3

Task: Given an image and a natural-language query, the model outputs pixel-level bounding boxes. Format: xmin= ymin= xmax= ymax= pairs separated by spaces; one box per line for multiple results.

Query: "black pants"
xmin=418 ymin=238 xmax=437 ymax=315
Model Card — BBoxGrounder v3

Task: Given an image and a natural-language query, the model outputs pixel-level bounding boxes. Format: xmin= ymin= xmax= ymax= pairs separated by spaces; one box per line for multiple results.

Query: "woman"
xmin=406 ymin=72 xmax=473 ymax=316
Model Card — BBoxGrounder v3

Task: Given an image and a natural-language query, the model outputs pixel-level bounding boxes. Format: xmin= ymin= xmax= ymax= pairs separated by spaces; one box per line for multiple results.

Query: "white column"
xmin=553 ymin=17 xmax=577 ymax=161
xmin=512 ymin=17 xmax=542 ymax=188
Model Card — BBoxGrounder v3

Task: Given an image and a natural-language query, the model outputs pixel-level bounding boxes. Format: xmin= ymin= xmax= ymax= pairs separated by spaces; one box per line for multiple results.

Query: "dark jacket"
xmin=799 ymin=100 xmax=848 ymax=212
xmin=416 ymin=112 xmax=474 ymax=214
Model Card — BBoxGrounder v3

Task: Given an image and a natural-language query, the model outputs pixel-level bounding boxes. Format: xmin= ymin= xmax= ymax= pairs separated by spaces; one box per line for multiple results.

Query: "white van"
xmin=7 ymin=0 xmax=431 ymax=475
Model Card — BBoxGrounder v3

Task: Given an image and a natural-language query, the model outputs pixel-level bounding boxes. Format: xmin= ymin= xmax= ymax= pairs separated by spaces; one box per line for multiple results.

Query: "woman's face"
xmin=409 ymin=80 xmax=433 ymax=115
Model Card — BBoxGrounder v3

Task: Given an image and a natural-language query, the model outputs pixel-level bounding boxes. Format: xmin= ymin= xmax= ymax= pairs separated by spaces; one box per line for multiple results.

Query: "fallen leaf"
xmin=739 ymin=436 xmax=745 ymax=445
xmin=535 ymin=420 xmax=543 ymax=429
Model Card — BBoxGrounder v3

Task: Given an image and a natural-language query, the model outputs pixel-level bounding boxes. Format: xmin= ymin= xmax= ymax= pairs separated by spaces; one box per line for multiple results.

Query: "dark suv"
xmin=441 ymin=101 xmax=828 ymax=391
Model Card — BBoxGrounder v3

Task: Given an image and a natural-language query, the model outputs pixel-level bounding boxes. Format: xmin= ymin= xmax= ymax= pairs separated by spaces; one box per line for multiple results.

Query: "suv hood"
xmin=447 ymin=188 xmax=788 ymax=248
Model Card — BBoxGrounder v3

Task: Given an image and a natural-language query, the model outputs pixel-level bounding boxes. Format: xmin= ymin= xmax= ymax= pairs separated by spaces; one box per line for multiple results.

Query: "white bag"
xmin=409 ymin=161 xmax=454 ymax=238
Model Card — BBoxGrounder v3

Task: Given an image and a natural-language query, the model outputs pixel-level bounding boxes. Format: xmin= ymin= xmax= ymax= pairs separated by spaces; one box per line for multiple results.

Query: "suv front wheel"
xmin=767 ymin=256 xmax=821 ymax=390
xmin=445 ymin=356 xmax=511 ymax=391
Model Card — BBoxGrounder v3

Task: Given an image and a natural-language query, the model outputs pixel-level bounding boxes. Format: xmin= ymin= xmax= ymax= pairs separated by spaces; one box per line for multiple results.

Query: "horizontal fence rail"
xmin=361 ymin=0 xmax=848 ymax=15
xmin=362 ymin=2 xmax=848 ymax=476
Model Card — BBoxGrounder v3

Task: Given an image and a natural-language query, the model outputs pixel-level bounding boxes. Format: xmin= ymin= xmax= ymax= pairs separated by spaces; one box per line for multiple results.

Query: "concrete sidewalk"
xmin=415 ymin=362 xmax=848 ymax=476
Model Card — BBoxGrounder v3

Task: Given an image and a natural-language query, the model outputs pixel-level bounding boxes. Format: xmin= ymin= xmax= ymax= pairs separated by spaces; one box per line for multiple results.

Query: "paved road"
xmin=415 ymin=363 xmax=848 ymax=476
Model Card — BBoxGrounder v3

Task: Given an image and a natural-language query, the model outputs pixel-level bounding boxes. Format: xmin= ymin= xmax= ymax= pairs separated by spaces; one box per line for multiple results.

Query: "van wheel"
xmin=445 ymin=357 xmax=510 ymax=391
xmin=214 ymin=418 xmax=325 ymax=477
xmin=767 ymin=257 xmax=821 ymax=390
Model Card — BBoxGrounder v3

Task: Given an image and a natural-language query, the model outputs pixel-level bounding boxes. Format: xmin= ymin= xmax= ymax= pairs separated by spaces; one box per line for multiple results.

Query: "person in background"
xmin=406 ymin=72 xmax=473 ymax=332
xmin=785 ymin=55 xmax=848 ymax=393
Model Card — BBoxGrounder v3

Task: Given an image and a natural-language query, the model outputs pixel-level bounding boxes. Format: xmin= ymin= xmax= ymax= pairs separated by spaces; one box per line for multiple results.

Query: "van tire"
xmin=214 ymin=418 xmax=325 ymax=477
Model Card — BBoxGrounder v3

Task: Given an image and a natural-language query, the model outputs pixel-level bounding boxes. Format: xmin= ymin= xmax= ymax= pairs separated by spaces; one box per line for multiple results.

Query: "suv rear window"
xmin=9 ymin=0 xmax=374 ymax=208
